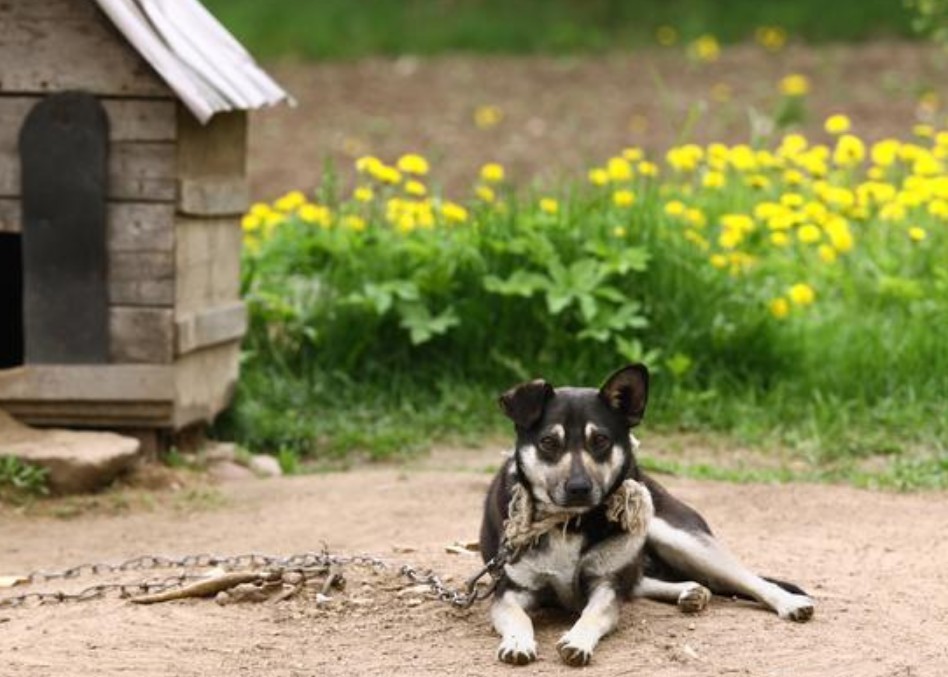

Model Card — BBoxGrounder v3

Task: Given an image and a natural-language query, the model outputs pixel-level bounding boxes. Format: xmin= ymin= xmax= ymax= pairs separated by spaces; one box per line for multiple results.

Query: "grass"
xmin=202 ymin=0 xmax=917 ymax=60
xmin=0 ymin=455 xmax=49 ymax=502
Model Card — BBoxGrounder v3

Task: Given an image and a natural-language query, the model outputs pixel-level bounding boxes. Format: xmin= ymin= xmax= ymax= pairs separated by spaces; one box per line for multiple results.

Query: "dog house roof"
xmin=94 ymin=0 xmax=292 ymax=123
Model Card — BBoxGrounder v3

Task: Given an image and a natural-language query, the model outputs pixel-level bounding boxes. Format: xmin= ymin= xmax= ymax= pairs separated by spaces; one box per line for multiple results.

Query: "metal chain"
xmin=0 ymin=549 xmax=505 ymax=610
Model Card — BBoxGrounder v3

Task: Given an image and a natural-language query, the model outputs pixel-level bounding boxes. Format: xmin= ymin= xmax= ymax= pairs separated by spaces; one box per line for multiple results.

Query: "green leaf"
xmin=397 ymin=303 xmax=460 ymax=345
xmin=482 ymin=270 xmax=548 ymax=297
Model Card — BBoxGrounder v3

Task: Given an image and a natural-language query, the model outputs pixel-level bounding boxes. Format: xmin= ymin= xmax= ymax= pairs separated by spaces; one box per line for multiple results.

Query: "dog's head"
xmin=499 ymin=364 xmax=648 ymax=512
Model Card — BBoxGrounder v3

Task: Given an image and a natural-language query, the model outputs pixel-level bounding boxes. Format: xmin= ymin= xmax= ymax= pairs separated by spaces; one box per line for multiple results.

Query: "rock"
xmin=202 ymin=442 xmax=238 ymax=464
xmin=207 ymin=460 xmax=255 ymax=482
xmin=248 ymin=454 xmax=282 ymax=477
xmin=1 ymin=411 xmax=140 ymax=494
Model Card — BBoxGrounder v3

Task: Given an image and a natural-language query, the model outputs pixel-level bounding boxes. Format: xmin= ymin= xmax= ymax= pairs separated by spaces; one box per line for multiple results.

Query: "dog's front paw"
xmin=556 ymin=631 xmax=595 ymax=667
xmin=677 ymin=584 xmax=712 ymax=614
xmin=497 ymin=636 xmax=537 ymax=665
xmin=777 ymin=594 xmax=815 ymax=623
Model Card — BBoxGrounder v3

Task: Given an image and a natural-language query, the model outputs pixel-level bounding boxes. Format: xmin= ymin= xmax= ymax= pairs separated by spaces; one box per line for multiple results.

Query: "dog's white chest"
xmin=505 ymin=530 xmax=585 ymax=607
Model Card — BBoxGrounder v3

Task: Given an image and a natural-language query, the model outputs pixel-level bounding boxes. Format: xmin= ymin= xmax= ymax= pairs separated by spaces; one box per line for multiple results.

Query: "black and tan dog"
xmin=480 ymin=364 xmax=814 ymax=666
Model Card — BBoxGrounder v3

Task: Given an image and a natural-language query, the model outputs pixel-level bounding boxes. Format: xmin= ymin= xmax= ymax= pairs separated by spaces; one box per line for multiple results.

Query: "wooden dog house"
xmin=0 ymin=0 xmax=290 ymax=441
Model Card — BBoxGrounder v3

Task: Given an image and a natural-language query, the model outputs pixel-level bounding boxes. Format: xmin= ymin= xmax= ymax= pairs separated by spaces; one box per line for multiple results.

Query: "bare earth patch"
xmin=248 ymin=42 xmax=948 ymax=200
xmin=2 ymin=445 xmax=947 ymax=676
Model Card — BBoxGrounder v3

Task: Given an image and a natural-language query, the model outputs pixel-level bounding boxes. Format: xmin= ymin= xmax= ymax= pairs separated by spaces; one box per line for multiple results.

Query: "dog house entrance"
xmin=0 ymin=233 xmax=23 ymax=368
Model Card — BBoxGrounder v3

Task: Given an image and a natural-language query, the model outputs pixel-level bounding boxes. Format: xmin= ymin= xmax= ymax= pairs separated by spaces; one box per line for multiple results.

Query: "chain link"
xmin=0 ymin=549 xmax=504 ymax=610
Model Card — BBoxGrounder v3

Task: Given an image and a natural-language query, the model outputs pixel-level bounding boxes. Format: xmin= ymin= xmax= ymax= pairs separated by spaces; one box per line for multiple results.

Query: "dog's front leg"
xmin=491 ymin=588 xmax=538 ymax=665
xmin=556 ymin=583 xmax=620 ymax=667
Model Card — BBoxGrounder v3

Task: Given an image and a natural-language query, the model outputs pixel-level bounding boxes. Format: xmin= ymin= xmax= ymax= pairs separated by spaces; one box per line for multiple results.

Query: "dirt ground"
xmin=248 ymin=42 xmax=948 ymax=200
xmin=1 ymin=445 xmax=947 ymax=677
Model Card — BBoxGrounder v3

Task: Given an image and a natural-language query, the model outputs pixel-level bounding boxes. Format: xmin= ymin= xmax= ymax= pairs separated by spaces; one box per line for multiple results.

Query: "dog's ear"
xmin=499 ymin=379 xmax=554 ymax=430
xmin=599 ymin=364 xmax=649 ymax=427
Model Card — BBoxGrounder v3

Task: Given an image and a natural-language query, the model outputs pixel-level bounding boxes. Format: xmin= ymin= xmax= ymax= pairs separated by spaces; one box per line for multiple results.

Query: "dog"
xmin=479 ymin=364 xmax=814 ymax=666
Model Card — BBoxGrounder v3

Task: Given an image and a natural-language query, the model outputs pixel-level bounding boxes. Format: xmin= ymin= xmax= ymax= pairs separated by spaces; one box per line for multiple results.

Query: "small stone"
xmin=202 ymin=442 xmax=238 ymax=464
xmin=208 ymin=460 xmax=255 ymax=482
xmin=248 ymin=454 xmax=282 ymax=477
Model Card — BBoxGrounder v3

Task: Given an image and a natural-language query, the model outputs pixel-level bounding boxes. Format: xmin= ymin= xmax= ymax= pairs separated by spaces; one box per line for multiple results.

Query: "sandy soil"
xmin=2 ymin=445 xmax=947 ymax=677
xmin=248 ymin=42 xmax=948 ymax=200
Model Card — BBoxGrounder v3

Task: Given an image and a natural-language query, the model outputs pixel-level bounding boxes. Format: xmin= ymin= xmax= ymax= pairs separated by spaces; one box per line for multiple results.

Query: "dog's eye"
xmin=537 ymin=435 xmax=562 ymax=454
xmin=589 ymin=431 xmax=611 ymax=452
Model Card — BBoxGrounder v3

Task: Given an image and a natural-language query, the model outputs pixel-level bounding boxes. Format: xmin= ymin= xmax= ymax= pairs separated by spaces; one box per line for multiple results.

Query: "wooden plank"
xmin=108 ymin=202 xmax=175 ymax=252
xmin=178 ymin=177 xmax=249 ymax=216
xmin=0 ymin=0 xmax=168 ymax=97
xmin=176 ymin=301 xmax=247 ymax=355
xmin=109 ymin=251 xmax=174 ymax=306
xmin=0 ymin=364 xmax=173 ymax=401
xmin=0 ymin=141 xmax=176 ymax=202
xmin=110 ymin=307 xmax=174 ymax=364
xmin=0 ymin=95 xmax=176 ymax=144
xmin=0 ymin=401 xmax=173 ymax=428
xmin=177 ymin=107 xmax=246 ymax=178
xmin=175 ymin=217 xmax=241 ymax=314
xmin=173 ymin=342 xmax=240 ymax=428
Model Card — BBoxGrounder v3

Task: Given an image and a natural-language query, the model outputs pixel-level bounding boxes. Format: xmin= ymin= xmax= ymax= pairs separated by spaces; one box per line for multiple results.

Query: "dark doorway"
xmin=0 ymin=232 xmax=24 ymax=368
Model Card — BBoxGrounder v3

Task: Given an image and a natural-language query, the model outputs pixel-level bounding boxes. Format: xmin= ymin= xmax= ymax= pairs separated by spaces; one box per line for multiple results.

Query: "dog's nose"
xmin=565 ymin=476 xmax=593 ymax=500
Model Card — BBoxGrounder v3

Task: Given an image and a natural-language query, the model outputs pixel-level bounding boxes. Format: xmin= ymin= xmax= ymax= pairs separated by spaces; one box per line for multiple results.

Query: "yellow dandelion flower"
xmin=709 ymin=254 xmax=729 ymax=269
xmin=637 ymin=161 xmax=659 ymax=177
xmin=405 ymin=180 xmax=427 ymax=197
xmin=480 ymin=163 xmax=505 ymax=183
xmin=274 ymin=190 xmax=306 ymax=212
xmin=343 ymin=215 xmax=367 ymax=232
xmin=622 ymin=147 xmax=645 ymax=162
xmin=684 ymin=208 xmax=707 ymax=228
xmin=703 ymin=170 xmax=726 ymax=189
xmin=869 ymin=139 xmax=899 ymax=167
xmin=756 ymin=26 xmax=787 ymax=52
xmin=928 ymin=199 xmax=948 ymax=219
xmin=441 ymin=201 xmax=469 ymax=224
xmin=655 ymin=25 xmax=678 ymax=46
xmin=354 ymin=186 xmax=374 ymax=203
xmin=783 ymin=168 xmax=806 ymax=185
xmin=797 ymin=224 xmax=822 ymax=244
xmin=833 ymin=134 xmax=866 ymax=167
xmin=355 ymin=155 xmax=383 ymax=175
xmin=397 ymin=213 xmax=416 ymax=234
xmin=824 ymin=114 xmax=851 ymax=135
xmin=771 ymin=232 xmax=791 ymax=247
xmin=879 ymin=202 xmax=907 ymax=222
xmin=374 ymin=165 xmax=403 ymax=185
xmin=249 ymin=202 xmax=272 ymax=219
xmin=745 ymin=174 xmax=771 ymax=190
xmin=539 ymin=197 xmax=559 ymax=215
xmin=607 ymin=157 xmax=634 ymax=181
xmin=769 ymin=297 xmax=790 ymax=319
xmin=397 ymin=153 xmax=430 ymax=176
xmin=788 ymin=283 xmax=816 ymax=306
xmin=908 ymin=226 xmax=927 ymax=242
xmin=779 ymin=74 xmax=809 ymax=97
xmin=689 ymin=34 xmax=720 ymax=62
xmin=474 ymin=105 xmax=503 ymax=129
xmin=825 ymin=216 xmax=854 ymax=253
xmin=818 ymin=244 xmax=838 ymax=263
xmin=664 ymin=200 xmax=687 ymax=217
xmin=613 ymin=226 xmax=627 ymax=237
xmin=476 ymin=185 xmax=496 ymax=203
xmin=588 ymin=167 xmax=610 ymax=185
xmin=241 ymin=213 xmax=261 ymax=232
xmin=613 ymin=189 xmax=636 ymax=208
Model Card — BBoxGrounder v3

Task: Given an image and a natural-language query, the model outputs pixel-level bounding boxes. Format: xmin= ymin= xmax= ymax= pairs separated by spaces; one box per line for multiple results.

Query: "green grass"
xmin=0 ymin=455 xmax=49 ymax=500
xmin=202 ymin=0 xmax=916 ymax=60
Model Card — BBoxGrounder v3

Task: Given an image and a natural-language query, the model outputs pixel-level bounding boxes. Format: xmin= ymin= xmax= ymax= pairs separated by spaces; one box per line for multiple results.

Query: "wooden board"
xmin=109 ymin=251 xmax=175 ymax=306
xmin=175 ymin=301 xmax=247 ymax=355
xmin=20 ymin=92 xmax=110 ymax=364
xmin=173 ymin=342 xmax=240 ymax=428
xmin=178 ymin=177 xmax=249 ymax=216
xmin=0 ymin=0 xmax=168 ymax=97
xmin=0 ymin=141 xmax=176 ymax=202
xmin=177 ymin=107 xmax=246 ymax=178
xmin=110 ymin=307 xmax=174 ymax=364
xmin=0 ymin=364 xmax=173 ymax=401
xmin=175 ymin=217 xmax=241 ymax=315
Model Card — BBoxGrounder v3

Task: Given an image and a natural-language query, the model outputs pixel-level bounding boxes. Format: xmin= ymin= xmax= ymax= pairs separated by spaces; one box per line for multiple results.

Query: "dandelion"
xmin=824 ymin=114 xmax=851 ymax=135
xmin=588 ymin=168 xmax=610 ymax=185
xmin=480 ymin=163 xmax=505 ymax=183
xmin=664 ymin=200 xmax=687 ymax=217
xmin=689 ymin=35 xmax=720 ymax=62
xmin=797 ymin=224 xmax=822 ymax=244
xmin=241 ymin=213 xmax=261 ymax=232
xmin=833 ymin=134 xmax=866 ymax=167
xmin=441 ymin=201 xmax=469 ymax=224
xmin=637 ymin=161 xmax=659 ymax=177
xmin=908 ymin=226 xmax=927 ymax=242
xmin=607 ymin=157 xmax=634 ymax=181
xmin=702 ymin=171 xmax=726 ymax=189
xmin=622 ymin=147 xmax=645 ymax=162
xmin=771 ymin=232 xmax=791 ymax=247
xmin=354 ymin=186 xmax=374 ymax=203
xmin=343 ymin=215 xmax=366 ymax=232
xmin=684 ymin=208 xmax=707 ymax=228
xmin=476 ymin=185 xmax=496 ymax=203
xmin=709 ymin=254 xmax=728 ymax=269
xmin=655 ymin=25 xmax=678 ymax=46
xmin=756 ymin=26 xmax=787 ymax=52
xmin=474 ymin=105 xmax=503 ymax=129
xmin=818 ymin=244 xmax=837 ymax=263
xmin=779 ymin=74 xmax=810 ymax=97
xmin=274 ymin=190 xmax=306 ymax=212
xmin=539 ymin=197 xmax=559 ymax=215
xmin=397 ymin=153 xmax=430 ymax=176
xmin=788 ymin=283 xmax=816 ymax=306
xmin=613 ymin=189 xmax=636 ymax=207
xmin=769 ymin=297 xmax=790 ymax=319
xmin=405 ymin=180 xmax=427 ymax=197
xmin=355 ymin=155 xmax=383 ymax=174
xmin=613 ymin=226 xmax=627 ymax=237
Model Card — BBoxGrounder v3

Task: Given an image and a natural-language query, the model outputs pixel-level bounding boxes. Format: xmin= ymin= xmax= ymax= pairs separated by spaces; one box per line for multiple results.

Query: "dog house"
xmin=0 ymin=0 xmax=290 ymax=443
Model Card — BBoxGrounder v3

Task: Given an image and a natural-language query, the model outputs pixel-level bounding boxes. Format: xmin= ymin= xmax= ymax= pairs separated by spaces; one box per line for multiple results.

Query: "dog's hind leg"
xmin=647 ymin=518 xmax=815 ymax=622
xmin=634 ymin=576 xmax=711 ymax=613
xmin=491 ymin=589 xmax=538 ymax=665
xmin=556 ymin=584 xmax=621 ymax=667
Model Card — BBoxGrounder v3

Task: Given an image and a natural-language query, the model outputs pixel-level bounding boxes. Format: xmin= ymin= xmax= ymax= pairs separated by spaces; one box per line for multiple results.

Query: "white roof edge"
xmin=95 ymin=0 xmax=293 ymax=124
